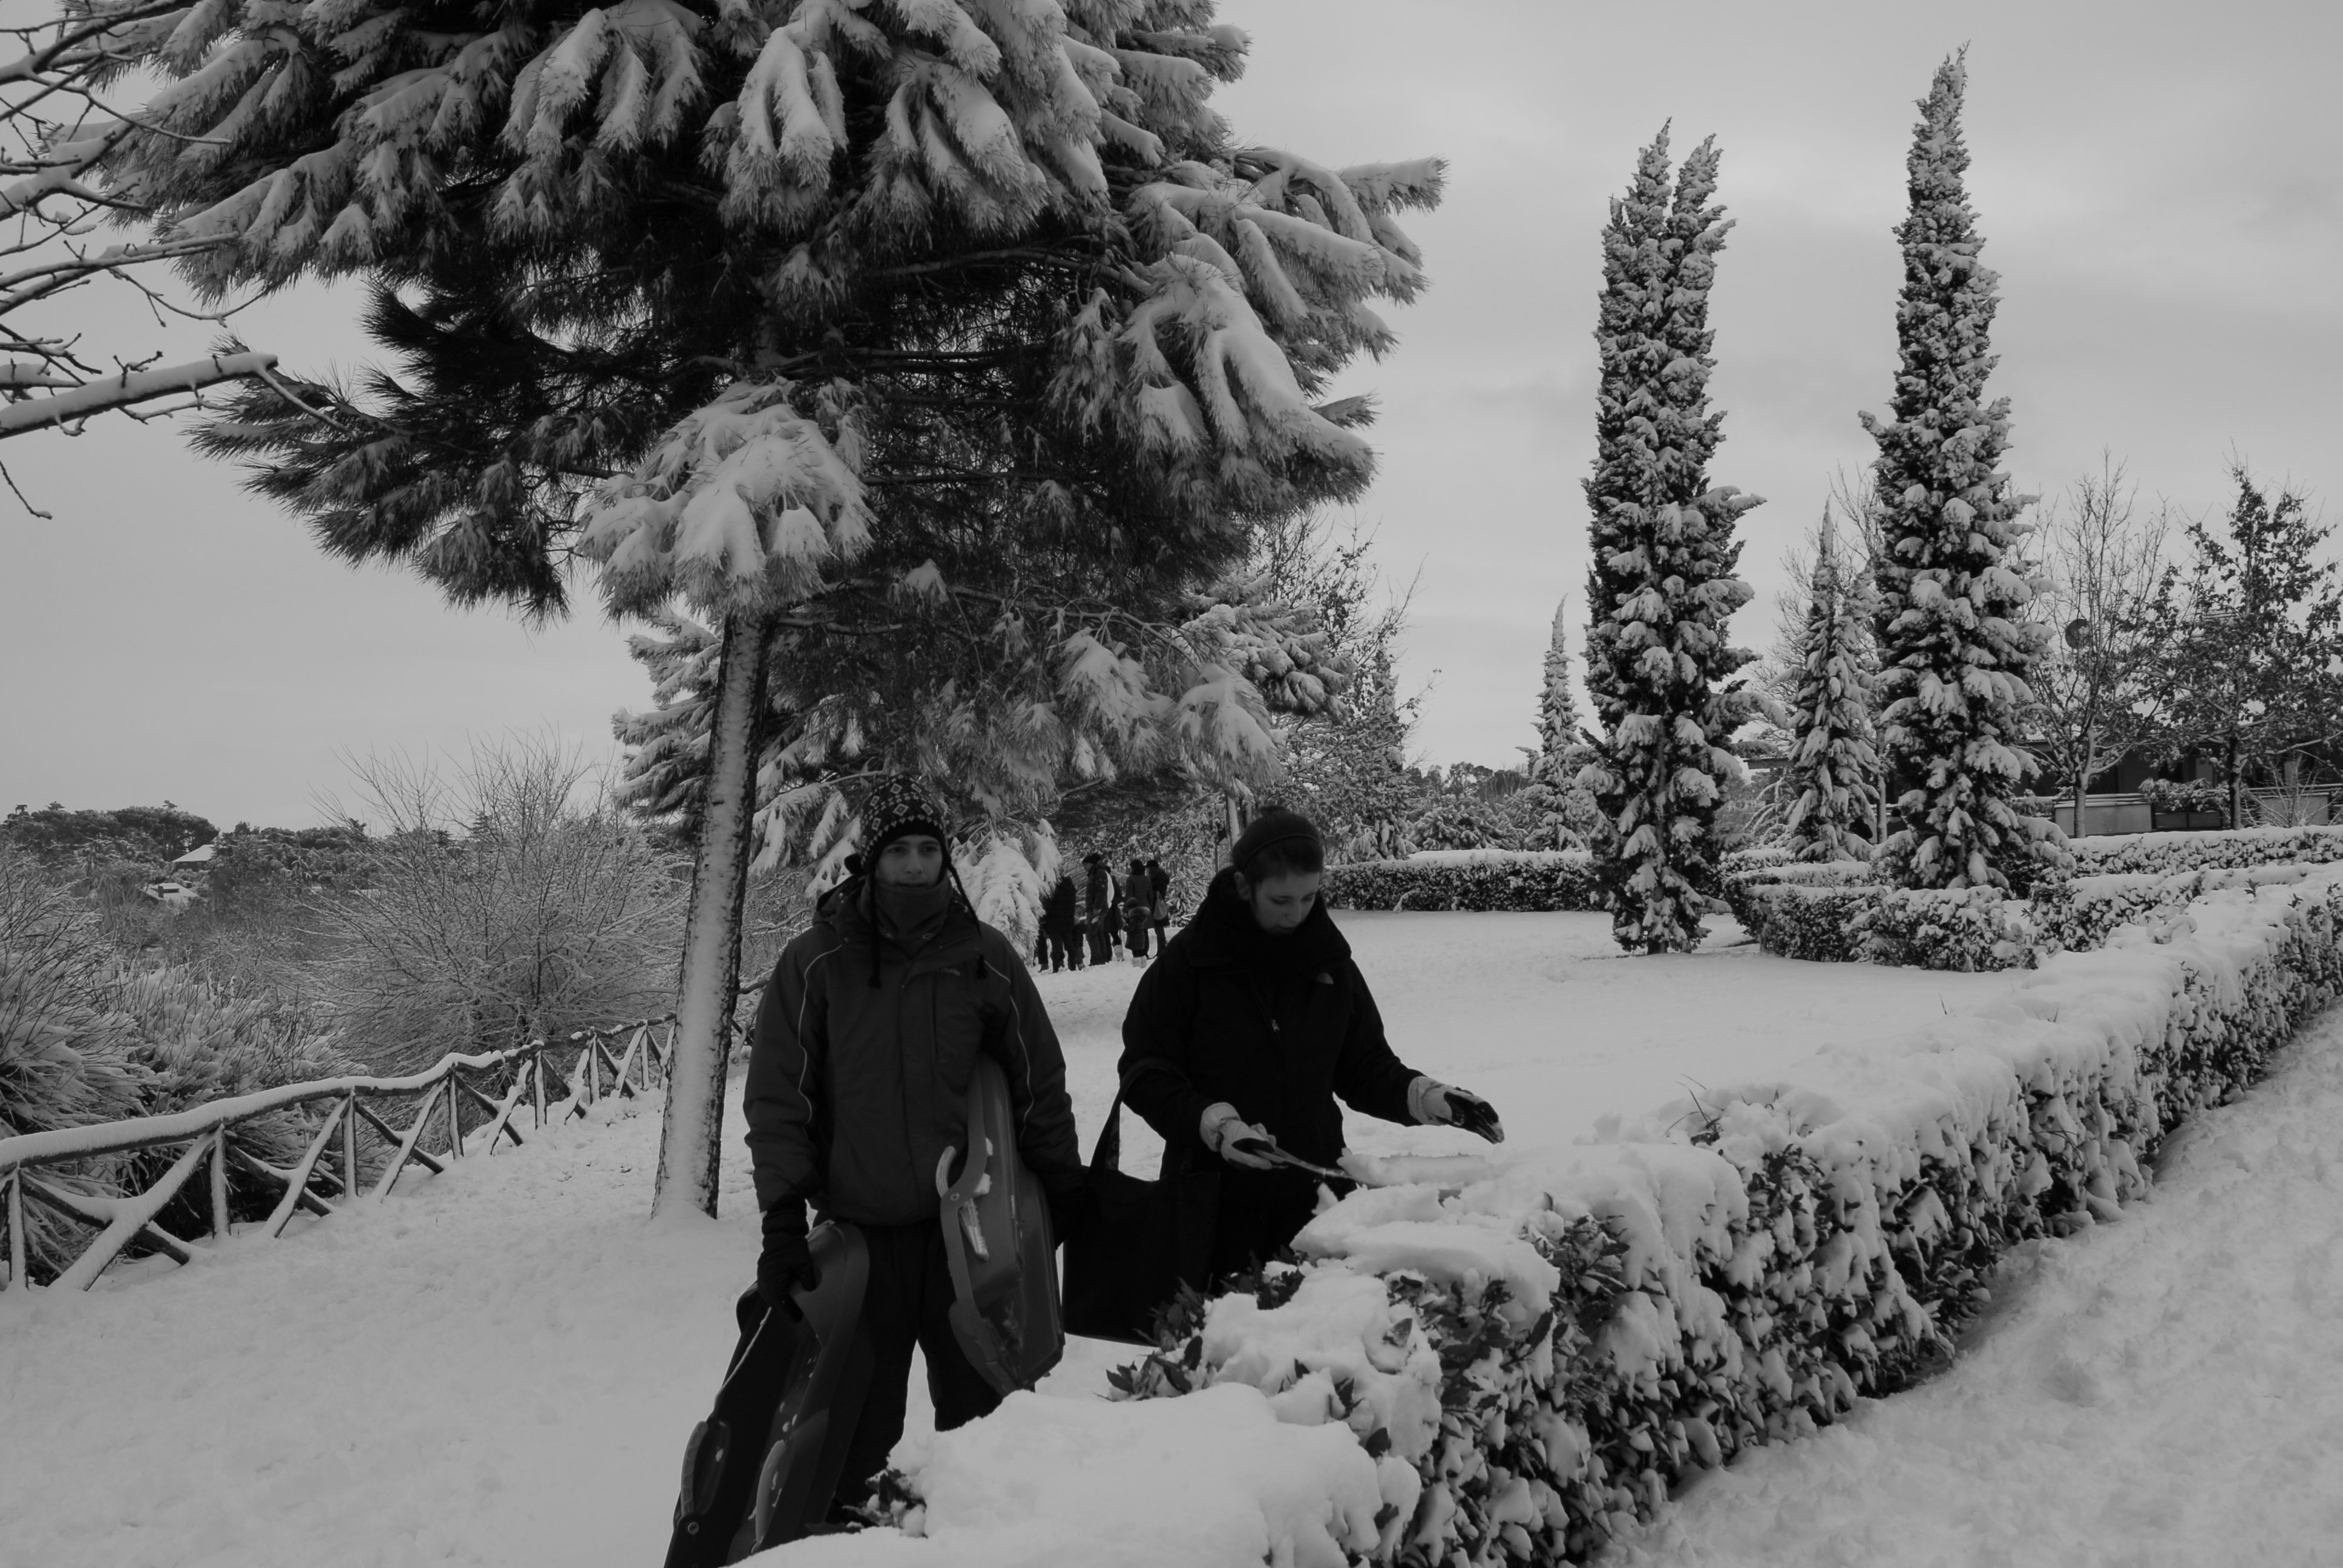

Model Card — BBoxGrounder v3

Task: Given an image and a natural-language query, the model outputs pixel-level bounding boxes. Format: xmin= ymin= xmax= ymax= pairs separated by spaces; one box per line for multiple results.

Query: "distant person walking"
xmin=1117 ymin=809 xmax=1505 ymax=1282
xmin=1041 ymin=869 xmax=1082 ymax=972
xmin=1082 ymin=852 xmax=1115 ymax=967
xmin=1147 ymin=856 xmax=1171 ymax=949
xmin=1119 ymin=857 xmax=1155 ymax=964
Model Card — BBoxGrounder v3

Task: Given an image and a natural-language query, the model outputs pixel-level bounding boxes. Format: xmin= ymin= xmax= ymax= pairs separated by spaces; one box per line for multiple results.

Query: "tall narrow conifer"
xmin=1780 ymin=517 xmax=1881 ymax=861
xmin=1863 ymin=54 xmax=2062 ymax=889
xmin=1535 ymin=593 xmax=1582 ymax=786
xmin=1580 ymin=128 xmax=1760 ymax=953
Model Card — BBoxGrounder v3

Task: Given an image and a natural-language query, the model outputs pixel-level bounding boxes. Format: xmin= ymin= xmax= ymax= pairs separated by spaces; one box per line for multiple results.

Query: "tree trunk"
xmin=2073 ymin=739 xmax=2096 ymax=840
xmin=2226 ymin=730 xmax=2243 ymax=831
xmin=651 ymin=608 xmax=773 ymax=1221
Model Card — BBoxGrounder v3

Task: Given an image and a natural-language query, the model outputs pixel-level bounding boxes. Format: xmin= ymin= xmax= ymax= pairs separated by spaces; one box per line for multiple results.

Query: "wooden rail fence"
xmin=0 ymin=1016 xmax=680 ymax=1293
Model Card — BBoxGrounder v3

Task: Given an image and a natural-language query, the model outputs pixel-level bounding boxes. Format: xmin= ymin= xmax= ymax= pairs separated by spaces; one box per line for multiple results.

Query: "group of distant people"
xmin=1038 ymin=852 xmax=1169 ymax=970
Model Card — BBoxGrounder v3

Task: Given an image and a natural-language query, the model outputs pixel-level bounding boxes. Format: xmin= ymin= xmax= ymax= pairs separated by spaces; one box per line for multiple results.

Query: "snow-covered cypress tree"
xmin=1779 ymin=516 xmax=1881 ymax=861
xmin=108 ymin=1 xmax=1435 ymax=1215
xmin=1862 ymin=54 xmax=2062 ymax=890
xmin=1535 ymin=593 xmax=1582 ymax=786
xmin=1579 ymin=128 xmax=1760 ymax=953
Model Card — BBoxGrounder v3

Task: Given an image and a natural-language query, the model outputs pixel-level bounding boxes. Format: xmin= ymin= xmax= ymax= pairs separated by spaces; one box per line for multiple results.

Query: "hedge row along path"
xmin=1608 ymin=999 xmax=2343 ymax=1567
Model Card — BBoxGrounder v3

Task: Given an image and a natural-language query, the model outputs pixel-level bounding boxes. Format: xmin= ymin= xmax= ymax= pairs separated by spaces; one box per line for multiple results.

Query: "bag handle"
xmin=1090 ymin=1056 xmax=1184 ymax=1175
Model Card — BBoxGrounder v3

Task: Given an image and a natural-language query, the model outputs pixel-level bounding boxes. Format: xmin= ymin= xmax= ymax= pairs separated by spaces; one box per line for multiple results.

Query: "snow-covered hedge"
xmin=1856 ymin=886 xmax=2036 ymax=972
xmin=2034 ymin=865 xmax=2313 ymax=955
xmin=1070 ymin=873 xmax=2343 ymax=1564
xmin=841 ymin=876 xmax=2343 ymax=1565
xmin=2068 ymin=825 xmax=2343 ymax=877
xmin=1322 ymin=851 xmax=1603 ymax=913
xmin=1732 ymin=884 xmax=1875 ymax=962
xmin=1719 ymin=860 xmax=1871 ymax=932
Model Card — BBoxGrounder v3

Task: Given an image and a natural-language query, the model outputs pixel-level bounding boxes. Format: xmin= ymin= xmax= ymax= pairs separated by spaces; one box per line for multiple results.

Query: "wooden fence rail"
xmin=0 ymin=1016 xmax=680 ymax=1293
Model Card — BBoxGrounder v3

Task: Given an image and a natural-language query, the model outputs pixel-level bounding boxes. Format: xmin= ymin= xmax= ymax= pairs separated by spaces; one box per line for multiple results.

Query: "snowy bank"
xmin=822 ymin=871 xmax=2343 ymax=1565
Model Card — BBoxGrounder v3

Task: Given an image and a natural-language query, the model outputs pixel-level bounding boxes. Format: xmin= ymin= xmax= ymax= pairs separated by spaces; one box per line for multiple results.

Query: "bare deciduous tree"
xmin=311 ymin=740 xmax=686 ymax=1075
xmin=2030 ymin=456 xmax=2174 ymax=834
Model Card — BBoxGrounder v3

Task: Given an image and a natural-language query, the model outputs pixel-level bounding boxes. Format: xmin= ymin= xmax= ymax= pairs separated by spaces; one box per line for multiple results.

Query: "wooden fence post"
xmin=210 ymin=1128 xmax=231 ymax=1240
xmin=341 ymin=1095 xmax=358 ymax=1200
xmin=446 ymin=1071 xmax=464 ymax=1158
xmin=588 ymin=1037 xmax=602 ymax=1105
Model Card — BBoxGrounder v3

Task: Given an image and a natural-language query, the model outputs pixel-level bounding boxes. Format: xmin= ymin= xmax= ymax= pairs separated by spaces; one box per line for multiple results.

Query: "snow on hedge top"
xmin=2070 ymin=824 xmax=2343 ymax=875
xmin=1291 ymin=869 xmax=2343 ymax=1388
xmin=1395 ymin=848 xmax=1591 ymax=867
xmin=769 ymin=1382 xmax=1381 ymax=1568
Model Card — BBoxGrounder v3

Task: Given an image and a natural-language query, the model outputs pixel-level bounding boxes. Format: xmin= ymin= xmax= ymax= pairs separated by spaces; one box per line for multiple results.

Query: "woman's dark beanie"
xmin=1230 ymin=808 xmax=1323 ymax=874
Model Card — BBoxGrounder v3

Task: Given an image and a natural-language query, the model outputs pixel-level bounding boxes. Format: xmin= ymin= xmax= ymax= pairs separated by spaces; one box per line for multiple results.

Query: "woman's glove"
xmin=1407 ymin=1077 xmax=1505 ymax=1143
xmin=756 ymin=1200 xmax=819 ymax=1310
xmin=1199 ymin=1102 xmax=1283 ymax=1171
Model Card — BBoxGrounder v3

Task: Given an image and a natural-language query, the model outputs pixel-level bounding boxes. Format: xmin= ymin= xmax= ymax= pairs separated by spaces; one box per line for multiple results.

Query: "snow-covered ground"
xmin=0 ymin=913 xmax=2200 ymax=1567
xmin=1603 ymin=1000 xmax=2343 ymax=1568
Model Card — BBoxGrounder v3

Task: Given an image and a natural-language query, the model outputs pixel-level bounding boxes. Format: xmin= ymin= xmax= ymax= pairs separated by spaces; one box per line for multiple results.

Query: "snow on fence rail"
xmin=0 ymin=1016 xmax=678 ymax=1293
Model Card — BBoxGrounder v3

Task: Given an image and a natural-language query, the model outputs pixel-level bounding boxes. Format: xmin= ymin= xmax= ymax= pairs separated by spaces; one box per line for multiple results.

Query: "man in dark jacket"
xmin=1118 ymin=809 xmax=1501 ymax=1280
xmin=744 ymin=776 xmax=1084 ymax=1515
xmin=1040 ymin=869 xmax=1082 ymax=972
xmin=1081 ymin=852 xmax=1115 ymax=967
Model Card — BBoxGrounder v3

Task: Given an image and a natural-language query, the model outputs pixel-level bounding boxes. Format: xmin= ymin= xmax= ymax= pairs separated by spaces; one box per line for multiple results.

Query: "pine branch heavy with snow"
xmin=1578 ymin=129 xmax=1760 ymax=953
xmin=1861 ymin=55 xmax=2063 ymax=891
xmin=105 ymin=0 xmax=1440 ymax=1215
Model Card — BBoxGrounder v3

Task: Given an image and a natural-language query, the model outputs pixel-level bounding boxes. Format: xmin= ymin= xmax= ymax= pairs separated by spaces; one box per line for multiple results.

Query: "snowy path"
xmin=1605 ymin=1001 xmax=2343 ymax=1568
xmin=0 ymin=914 xmax=2029 ymax=1568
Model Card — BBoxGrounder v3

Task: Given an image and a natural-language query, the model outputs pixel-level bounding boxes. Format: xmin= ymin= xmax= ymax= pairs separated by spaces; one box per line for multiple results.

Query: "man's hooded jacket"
xmin=746 ymin=875 xmax=1082 ymax=1227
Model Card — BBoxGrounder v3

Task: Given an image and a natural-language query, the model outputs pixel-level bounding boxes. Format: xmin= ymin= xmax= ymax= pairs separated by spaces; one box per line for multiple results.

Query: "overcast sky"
xmin=4 ymin=0 xmax=2338 ymax=828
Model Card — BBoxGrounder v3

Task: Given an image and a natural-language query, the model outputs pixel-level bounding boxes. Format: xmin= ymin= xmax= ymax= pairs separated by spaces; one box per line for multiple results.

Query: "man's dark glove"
xmin=756 ymin=1200 xmax=819 ymax=1310
xmin=1043 ymin=1176 xmax=1090 ymax=1246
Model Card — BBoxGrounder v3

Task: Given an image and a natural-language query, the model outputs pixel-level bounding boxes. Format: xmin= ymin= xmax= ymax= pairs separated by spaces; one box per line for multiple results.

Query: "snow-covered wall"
xmin=834 ymin=870 xmax=2343 ymax=1566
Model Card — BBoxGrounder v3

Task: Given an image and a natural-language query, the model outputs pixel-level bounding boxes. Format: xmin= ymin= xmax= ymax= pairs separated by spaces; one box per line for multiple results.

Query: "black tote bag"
xmin=1061 ymin=1069 xmax=1219 ymax=1345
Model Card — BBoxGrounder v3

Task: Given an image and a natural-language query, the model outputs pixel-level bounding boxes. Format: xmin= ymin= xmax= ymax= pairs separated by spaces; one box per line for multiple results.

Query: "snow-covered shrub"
xmin=1737 ymin=884 xmax=1879 ymax=963
xmin=0 ymin=848 xmax=148 ymax=1144
xmin=1322 ymin=851 xmax=1604 ymax=913
xmin=1857 ymin=886 xmax=2036 ymax=971
xmin=313 ymin=746 xmax=685 ymax=1073
xmin=1719 ymin=860 xmax=1874 ymax=930
xmin=110 ymin=965 xmax=363 ymax=1231
xmin=2067 ymin=824 xmax=2343 ymax=877
xmin=1075 ymin=874 xmax=2343 ymax=1564
xmin=2034 ymin=865 xmax=2312 ymax=955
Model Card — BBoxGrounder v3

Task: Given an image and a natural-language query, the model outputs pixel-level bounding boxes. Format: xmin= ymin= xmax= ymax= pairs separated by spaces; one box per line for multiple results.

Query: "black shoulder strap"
xmin=1092 ymin=1056 xmax=1185 ymax=1174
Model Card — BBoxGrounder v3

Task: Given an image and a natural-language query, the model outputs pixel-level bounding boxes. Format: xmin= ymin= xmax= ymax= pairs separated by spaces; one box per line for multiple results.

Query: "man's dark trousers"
xmin=830 ymin=1221 xmax=1002 ymax=1512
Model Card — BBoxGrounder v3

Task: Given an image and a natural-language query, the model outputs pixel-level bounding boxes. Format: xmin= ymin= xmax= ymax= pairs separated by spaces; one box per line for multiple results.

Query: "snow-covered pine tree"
xmin=1778 ymin=515 xmax=1880 ymax=861
xmin=1535 ymin=593 xmax=1582 ymax=786
xmin=1862 ymin=54 xmax=2062 ymax=891
xmin=108 ymin=1 xmax=1436 ymax=1216
xmin=1578 ymin=128 xmax=1760 ymax=953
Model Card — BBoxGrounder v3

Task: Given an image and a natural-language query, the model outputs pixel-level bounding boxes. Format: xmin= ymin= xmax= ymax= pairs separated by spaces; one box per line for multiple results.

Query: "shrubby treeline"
xmin=0 ymin=743 xmax=696 ymax=1272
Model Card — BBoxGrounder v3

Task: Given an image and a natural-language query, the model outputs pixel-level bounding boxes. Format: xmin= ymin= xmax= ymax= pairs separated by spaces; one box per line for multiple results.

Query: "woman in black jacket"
xmin=1118 ymin=809 xmax=1504 ymax=1280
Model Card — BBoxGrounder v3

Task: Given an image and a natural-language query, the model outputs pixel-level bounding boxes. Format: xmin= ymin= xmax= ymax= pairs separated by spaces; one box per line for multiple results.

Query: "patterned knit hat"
xmin=859 ymin=774 xmax=949 ymax=863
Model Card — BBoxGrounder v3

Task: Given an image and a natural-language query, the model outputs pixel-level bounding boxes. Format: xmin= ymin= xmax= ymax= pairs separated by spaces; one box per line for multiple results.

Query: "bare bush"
xmin=313 ymin=742 xmax=686 ymax=1074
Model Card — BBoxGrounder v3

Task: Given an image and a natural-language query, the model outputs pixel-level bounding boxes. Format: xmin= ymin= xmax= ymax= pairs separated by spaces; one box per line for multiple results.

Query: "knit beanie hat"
xmin=1230 ymin=808 xmax=1322 ymax=873
xmin=860 ymin=774 xmax=949 ymax=864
